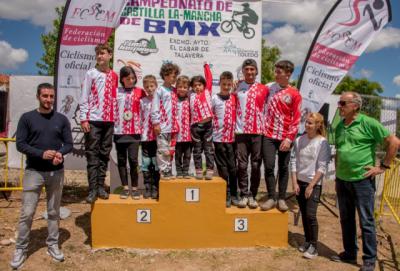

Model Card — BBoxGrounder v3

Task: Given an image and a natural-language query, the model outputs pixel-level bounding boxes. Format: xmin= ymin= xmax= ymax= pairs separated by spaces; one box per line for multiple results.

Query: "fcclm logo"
xmin=70 ymin=3 xmax=117 ymax=22
xmin=340 ymin=0 xmax=386 ymax=31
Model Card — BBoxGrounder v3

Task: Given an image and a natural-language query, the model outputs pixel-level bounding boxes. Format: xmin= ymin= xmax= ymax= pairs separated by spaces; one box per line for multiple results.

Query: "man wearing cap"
xmin=261 ymin=60 xmax=302 ymax=212
xmin=331 ymin=91 xmax=398 ymax=271
xmin=234 ymin=59 xmax=269 ymax=209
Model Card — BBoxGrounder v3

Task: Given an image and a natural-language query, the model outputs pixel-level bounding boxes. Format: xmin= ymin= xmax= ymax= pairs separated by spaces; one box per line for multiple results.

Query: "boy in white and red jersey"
xmin=234 ymin=59 xmax=269 ymax=209
xmin=189 ymin=63 xmax=214 ymax=180
xmin=79 ymin=43 xmax=118 ymax=203
xmin=261 ymin=60 xmax=302 ymax=212
xmin=151 ymin=63 xmax=180 ymax=179
xmin=175 ymin=75 xmax=192 ymax=179
xmin=212 ymin=71 xmax=238 ymax=207
xmin=141 ymin=75 xmax=160 ymax=199
xmin=113 ymin=66 xmax=145 ymax=200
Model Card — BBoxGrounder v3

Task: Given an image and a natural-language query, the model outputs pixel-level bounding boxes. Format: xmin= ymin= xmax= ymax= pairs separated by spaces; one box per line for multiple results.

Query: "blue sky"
xmin=0 ymin=0 xmax=399 ymax=97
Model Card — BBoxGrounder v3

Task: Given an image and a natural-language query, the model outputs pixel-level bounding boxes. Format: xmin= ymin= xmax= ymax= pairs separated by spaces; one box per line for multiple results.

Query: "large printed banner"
xmin=114 ymin=0 xmax=262 ymax=86
xmin=56 ymin=0 xmax=127 ymax=122
xmin=298 ymin=0 xmax=392 ymax=120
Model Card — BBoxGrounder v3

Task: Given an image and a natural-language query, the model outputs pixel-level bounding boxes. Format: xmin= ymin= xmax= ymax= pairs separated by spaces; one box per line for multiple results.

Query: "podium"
xmin=91 ymin=178 xmax=288 ymax=249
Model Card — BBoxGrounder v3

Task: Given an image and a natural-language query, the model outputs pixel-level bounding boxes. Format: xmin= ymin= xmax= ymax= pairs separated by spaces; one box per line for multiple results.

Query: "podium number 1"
xmin=136 ymin=209 xmax=151 ymax=223
xmin=185 ymin=188 xmax=200 ymax=202
xmin=234 ymin=218 xmax=248 ymax=232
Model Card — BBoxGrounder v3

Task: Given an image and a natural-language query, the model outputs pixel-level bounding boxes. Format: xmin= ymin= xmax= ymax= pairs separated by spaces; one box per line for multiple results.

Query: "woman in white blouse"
xmin=290 ymin=112 xmax=331 ymax=259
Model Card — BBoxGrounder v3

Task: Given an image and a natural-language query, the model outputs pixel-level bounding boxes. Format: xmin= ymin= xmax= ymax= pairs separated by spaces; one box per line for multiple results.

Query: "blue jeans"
xmin=335 ymin=177 xmax=376 ymax=263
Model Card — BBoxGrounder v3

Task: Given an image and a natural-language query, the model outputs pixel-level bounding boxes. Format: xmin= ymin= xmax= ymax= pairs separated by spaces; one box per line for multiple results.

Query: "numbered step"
xmin=185 ymin=188 xmax=200 ymax=202
xmin=234 ymin=218 xmax=248 ymax=232
xmin=136 ymin=209 xmax=151 ymax=223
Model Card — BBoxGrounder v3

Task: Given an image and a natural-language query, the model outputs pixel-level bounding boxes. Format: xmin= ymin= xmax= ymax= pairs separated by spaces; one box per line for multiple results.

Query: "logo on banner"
xmin=118 ymin=36 xmax=159 ymax=56
xmin=222 ymin=39 xmax=258 ymax=57
xmin=70 ymin=3 xmax=117 ymax=22
xmin=220 ymin=3 xmax=258 ymax=39
xmin=339 ymin=0 xmax=385 ymax=31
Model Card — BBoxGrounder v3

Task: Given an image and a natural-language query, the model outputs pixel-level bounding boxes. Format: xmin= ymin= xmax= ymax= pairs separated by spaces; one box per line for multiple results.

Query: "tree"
xmin=36 ymin=6 xmax=115 ymax=75
xmin=260 ymin=39 xmax=281 ymax=84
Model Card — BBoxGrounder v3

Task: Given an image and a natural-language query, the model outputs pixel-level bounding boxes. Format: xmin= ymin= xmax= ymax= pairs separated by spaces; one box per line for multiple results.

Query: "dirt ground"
xmin=0 ymin=170 xmax=399 ymax=271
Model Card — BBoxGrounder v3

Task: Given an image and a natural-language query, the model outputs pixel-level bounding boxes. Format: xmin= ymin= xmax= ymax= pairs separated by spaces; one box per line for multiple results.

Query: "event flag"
xmin=55 ymin=0 xmax=127 ymax=120
xmin=298 ymin=0 xmax=392 ymax=120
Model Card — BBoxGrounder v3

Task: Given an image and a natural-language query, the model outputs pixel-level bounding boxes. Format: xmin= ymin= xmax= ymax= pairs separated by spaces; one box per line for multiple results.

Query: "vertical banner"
xmin=55 ymin=0 xmax=127 ymax=158
xmin=114 ymin=0 xmax=262 ymax=87
xmin=298 ymin=0 xmax=392 ymax=120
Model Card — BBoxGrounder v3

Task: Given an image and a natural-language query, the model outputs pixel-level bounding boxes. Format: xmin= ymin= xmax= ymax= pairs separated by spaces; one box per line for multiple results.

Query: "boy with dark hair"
xmin=151 ymin=63 xmax=180 ymax=179
xmin=261 ymin=59 xmax=302 ymax=212
xmin=212 ymin=71 xmax=238 ymax=207
xmin=175 ymin=75 xmax=192 ymax=179
xmin=79 ymin=43 xmax=118 ymax=203
xmin=234 ymin=59 xmax=269 ymax=209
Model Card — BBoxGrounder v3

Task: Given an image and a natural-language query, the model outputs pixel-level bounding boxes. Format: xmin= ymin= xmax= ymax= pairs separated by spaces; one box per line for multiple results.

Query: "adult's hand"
xmin=364 ymin=165 xmax=385 ymax=178
xmin=52 ymin=152 xmax=63 ymax=165
xmin=293 ymin=182 xmax=300 ymax=196
xmin=305 ymin=184 xmax=314 ymax=199
xmin=43 ymin=150 xmax=56 ymax=160
xmin=81 ymin=121 xmax=90 ymax=133
xmin=279 ymin=139 xmax=291 ymax=152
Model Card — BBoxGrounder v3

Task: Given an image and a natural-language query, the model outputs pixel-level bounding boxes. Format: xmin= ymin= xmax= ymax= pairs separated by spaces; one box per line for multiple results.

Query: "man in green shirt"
xmin=332 ymin=92 xmax=398 ymax=271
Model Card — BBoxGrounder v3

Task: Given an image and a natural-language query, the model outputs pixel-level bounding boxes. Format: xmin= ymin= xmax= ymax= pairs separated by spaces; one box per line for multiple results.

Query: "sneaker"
xmin=47 ymin=244 xmax=64 ymax=262
xmin=195 ymin=170 xmax=203 ymax=180
xmin=10 ymin=248 xmax=27 ymax=270
xmin=260 ymin=199 xmax=276 ymax=211
xmin=359 ymin=261 xmax=375 ymax=271
xmin=85 ymin=189 xmax=98 ymax=204
xmin=237 ymin=197 xmax=249 ymax=208
xmin=176 ymin=174 xmax=183 ymax=179
xmin=205 ymin=170 xmax=213 ymax=180
xmin=298 ymin=242 xmax=311 ymax=253
xmin=303 ymin=244 xmax=318 ymax=259
xmin=97 ymin=186 xmax=109 ymax=200
xmin=247 ymin=197 xmax=258 ymax=209
xmin=277 ymin=199 xmax=289 ymax=212
xmin=183 ymin=172 xmax=191 ymax=179
xmin=131 ymin=190 xmax=141 ymax=200
xmin=119 ymin=189 xmax=130 ymax=199
xmin=330 ymin=252 xmax=357 ymax=264
xmin=143 ymin=187 xmax=151 ymax=199
xmin=161 ymin=171 xmax=171 ymax=180
xmin=231 ymin=196 xmax=240 ymax=207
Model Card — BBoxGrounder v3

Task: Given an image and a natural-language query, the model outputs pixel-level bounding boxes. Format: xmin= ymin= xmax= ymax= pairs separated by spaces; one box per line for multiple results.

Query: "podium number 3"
xmin=185 ymin=188 xmax=200 ymax=202
xmin=136 ymin=209 xmax=151 ymax=223
xmin=234 ymin=218 xmax=248 ymax=232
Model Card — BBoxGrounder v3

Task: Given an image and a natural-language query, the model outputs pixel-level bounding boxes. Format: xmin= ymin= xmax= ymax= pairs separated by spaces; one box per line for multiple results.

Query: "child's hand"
xmin=153 ymin=124 xmax=161 ymax=135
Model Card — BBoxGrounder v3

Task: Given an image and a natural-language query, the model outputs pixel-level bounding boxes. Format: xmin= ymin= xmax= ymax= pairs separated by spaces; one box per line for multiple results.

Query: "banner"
xmin=298 ymin=0 xmax=392 ymax=122
xmin=114 ymin=0 xmax=262 ymax=87
xmin=55 ymin=0 xmax=127 ymax=159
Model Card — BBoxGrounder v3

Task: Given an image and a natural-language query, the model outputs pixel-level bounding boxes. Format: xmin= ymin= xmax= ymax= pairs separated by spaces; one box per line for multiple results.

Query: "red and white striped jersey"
xmin=234 ymin=81 xmax=269 ymax=135
xmin=79 ymin=68 xmax=118 ymax=122
xmin=140 ymin=96 xmax=156 ymax=142
xmin=176 ymin=97 xmax=191 ymax=142
xmin=114 ymin=87 xmax=145 ymax=135
xmin=189 ymin=64 xmax=213 ymax=124
xmin=151 ymin=85 xmax=179 ymax=134
xmin=212 ymin=93 xmax=236 ymax=143
xmin=264 ymin=82 xmax=302 ymax=142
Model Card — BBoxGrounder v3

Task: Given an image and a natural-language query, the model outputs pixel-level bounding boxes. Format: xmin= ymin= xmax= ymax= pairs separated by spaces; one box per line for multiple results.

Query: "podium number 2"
xmin=136 ymin=209 xmax=151 ymax=223
xmin=185 ymin=188 xmax=200 ymax=202
xmin=234 ymin=218 xmax=248 ymax=232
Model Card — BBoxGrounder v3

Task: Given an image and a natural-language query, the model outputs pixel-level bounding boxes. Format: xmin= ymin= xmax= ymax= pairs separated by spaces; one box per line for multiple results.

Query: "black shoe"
xmin=97 ymin=186 xmax=109 ymax=200
xmin=151 ymin=185 xmax=159 ymax=199
xmin=330 ymin=252 xmax=357 ymax=264
xmin=359 ymin=261 xmax=375 ymax=271
xmin=143 ymin=188 xmax=151 ymax=199
xmin=86 ymin=189 xmax=98 ymax=203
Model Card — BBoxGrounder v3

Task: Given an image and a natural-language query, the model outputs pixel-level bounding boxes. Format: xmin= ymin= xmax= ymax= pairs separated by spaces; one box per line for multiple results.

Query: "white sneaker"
xmin=260 ymin=199 xmax=276 ymax=211
xmin=10 ymin=248 xmax=27 ymax=270
xmin=303 ymin=244 xmax=318 ymax=259
xmin=277 ymin=199 xmax=289 ymax=212
xmin=247 ymin=197 xmax=258 ymax=209
xmin=47 ymin=244 xmax=64 ymax=262
xmin=237 ymin=197 xmax=249 ymax=208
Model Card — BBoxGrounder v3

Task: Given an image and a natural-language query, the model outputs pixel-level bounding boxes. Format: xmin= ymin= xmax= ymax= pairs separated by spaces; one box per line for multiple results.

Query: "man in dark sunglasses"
xmin=332 ymin=91 xmax=399 ymax=271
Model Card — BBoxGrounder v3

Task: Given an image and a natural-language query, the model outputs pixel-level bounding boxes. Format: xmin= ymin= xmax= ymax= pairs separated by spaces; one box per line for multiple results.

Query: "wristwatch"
xmin=380 ymin=161 xmax=391 ymax=170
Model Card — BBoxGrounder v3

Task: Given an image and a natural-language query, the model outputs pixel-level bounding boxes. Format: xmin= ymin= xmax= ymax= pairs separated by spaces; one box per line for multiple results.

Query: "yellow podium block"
xmin=91 ymin=178 xmax=288 ymax=249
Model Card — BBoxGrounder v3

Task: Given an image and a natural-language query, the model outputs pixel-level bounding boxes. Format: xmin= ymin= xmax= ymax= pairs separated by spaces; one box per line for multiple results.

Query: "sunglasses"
xmin=337 ymin=100 xmax=354 ymax=106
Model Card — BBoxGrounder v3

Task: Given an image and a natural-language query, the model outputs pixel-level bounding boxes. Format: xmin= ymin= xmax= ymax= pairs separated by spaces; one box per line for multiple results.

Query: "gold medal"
xmin=123 ymin=111 xmax=133 ymax=121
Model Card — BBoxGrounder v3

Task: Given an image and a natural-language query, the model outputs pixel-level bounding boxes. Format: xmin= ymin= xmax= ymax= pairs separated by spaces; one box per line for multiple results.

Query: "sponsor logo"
xmin=340 ymin=0 xmax=386 ymax=31
xmin=70 ymin=3 xmax=117 ymax=22
xmin=118 ymin=36 xmax=159 ymax=56
xmin=221 ymin=39 xmax=258 ymax=58
xmin=281 ymin=94 xmax=292 ymax=105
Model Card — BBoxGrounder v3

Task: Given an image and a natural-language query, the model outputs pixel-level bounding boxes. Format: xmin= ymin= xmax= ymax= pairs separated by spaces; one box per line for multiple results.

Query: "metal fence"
xmin=378 ymin=158 xmax=400 ymax=225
